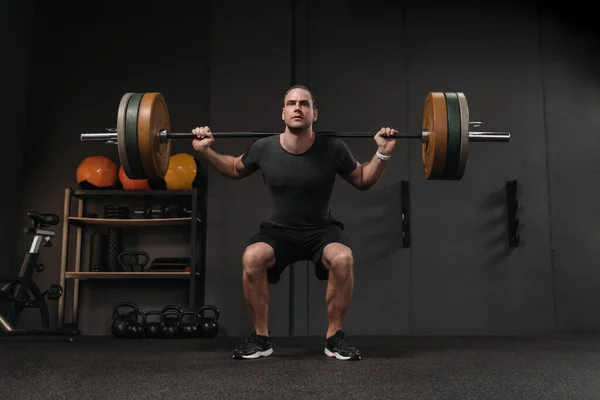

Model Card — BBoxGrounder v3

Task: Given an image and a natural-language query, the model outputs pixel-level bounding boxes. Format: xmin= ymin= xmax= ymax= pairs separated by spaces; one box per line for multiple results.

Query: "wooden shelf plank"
xmin=65 ymin=272 xmax=190 ymax=280
xmin=74 ymin=189 xmax=194 ymax=197
xmin=68 ymin=216 xmax=192 ymax=227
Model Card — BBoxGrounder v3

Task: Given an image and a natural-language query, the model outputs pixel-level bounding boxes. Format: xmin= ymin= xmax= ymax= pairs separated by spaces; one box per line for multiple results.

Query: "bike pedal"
xmin=47 ymin=284 xmax=63 ymax=300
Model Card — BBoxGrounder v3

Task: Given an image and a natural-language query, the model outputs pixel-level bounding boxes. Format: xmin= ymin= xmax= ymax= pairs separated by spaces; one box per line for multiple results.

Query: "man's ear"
xmin=282 ymin=108 xmax=285 ymax=121
xmin=313 ymin=108 xmax=318 ymax=122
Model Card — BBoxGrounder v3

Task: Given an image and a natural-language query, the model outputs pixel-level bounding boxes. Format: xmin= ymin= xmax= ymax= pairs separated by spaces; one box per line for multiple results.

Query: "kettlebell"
xmin=180 ymin=311 xmax=201 ymax=338
xmin=160 ymin=305 xmax=183 ymax=328
xmin=111 ymin=302 xmax=138 ymax=338
xmin=144 ymin=311 xmax=162 ymax=339
xmin=161 ymin=304 xmax=183 ymax=313
xmin=161 ymin=304 xmax=182 ymax=322
xmin=126 ymin=309 xmax=145 ymax=339
xmin=160 ymin=311 xmax=181 ymax=339
xmin=198 ymin=305 xmax=220 ymax=338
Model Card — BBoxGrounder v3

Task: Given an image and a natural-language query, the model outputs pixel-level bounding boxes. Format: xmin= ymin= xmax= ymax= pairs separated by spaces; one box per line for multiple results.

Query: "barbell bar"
xmin=80 ymin=128 xmax=508 ymax=142
xmin=80 ymin=91 xmax=511 ymax=181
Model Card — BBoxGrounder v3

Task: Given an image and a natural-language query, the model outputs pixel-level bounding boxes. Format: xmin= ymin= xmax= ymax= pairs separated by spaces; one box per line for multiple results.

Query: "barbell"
xmin=80 ymin=91 xmax=510 ymax=181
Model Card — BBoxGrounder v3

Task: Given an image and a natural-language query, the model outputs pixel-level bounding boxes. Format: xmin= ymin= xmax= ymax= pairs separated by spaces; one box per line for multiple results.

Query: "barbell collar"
xmin=466 ymin=131 xmax=511 ymax=142
xmin=421 ymin=130 xmax=510 ymax=144
xmin=80 ymin=132 xmax=118 ymax=141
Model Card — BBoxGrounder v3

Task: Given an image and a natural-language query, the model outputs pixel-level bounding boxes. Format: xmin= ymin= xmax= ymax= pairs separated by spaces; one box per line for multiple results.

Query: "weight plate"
xmin=443 ymin=92 xmax=461 ymax=180
xmin=124 ymin=93 xmax=146 ymax=179
xmin=137 ymin=92 xmax=171 ymax=180
xmin=456 ymin=92 xmax=469 ymax=180
xmin=421 ymin=92 xmax=448 ymax=179
xmin=117 ymin=93 xmax=134 ymax=178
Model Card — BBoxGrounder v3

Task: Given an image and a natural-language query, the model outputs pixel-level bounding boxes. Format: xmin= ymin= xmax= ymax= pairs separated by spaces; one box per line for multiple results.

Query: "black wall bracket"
xmin=401 ymin=180 xmax=410 ymax=248
xmin=506 ymin=180 xmax=520 ymax=247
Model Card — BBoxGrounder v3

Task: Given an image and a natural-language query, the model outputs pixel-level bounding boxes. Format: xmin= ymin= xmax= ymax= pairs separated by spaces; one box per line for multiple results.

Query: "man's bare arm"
xmin=192 ymin=126 xmax=255 ymax=180
xmin=342 ymin=155 xmax=389 ymax=191
xmin=197 ymin=148 xmax=254 ymax=180
xmin=341 ymin=127 xmax=398 ymax=191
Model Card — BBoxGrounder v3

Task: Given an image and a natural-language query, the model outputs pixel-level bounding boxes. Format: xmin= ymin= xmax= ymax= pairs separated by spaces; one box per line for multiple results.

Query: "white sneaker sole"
xmin=234 ymin=348 xmax=273 ymax=359
xmin=324 ymin=347 xmax=361 ymax=360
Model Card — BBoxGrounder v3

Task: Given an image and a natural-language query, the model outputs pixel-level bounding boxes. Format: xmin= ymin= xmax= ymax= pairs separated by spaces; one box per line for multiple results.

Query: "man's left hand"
xmin=374 ymin=127 xmax=398 ymax=156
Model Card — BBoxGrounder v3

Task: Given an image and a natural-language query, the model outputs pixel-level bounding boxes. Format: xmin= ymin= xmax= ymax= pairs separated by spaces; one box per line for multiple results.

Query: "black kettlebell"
xmin=160 ymin=305 xmax=183 ymax=328
xmin=126 ymin=309 xmax=145 ymax=338
xmin=180 ymin=311 xmax=201 ymax=338
xmin=161 ymin=304 xmax=183 ymax=313
xmin=144 ymin=311 xmax=162 ymax=339
xmin=161 ymin=305 xmax=182 ymax=321
xmin=111 ymin=302 xmax=138 ymax=338
xmin=198 ymin=305 xmax=220 ymax=338
xmin=160 ymin=311 xmax=181 ymax=339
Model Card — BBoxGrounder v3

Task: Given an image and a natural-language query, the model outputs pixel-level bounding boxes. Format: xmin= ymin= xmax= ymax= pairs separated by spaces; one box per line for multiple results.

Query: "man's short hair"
xmin=283 ymin=85 xmax=316 ymax=108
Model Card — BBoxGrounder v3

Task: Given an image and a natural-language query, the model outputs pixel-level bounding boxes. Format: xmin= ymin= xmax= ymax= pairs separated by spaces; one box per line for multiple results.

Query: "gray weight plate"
xmin=443 ymin=92 xmax=461 ymax=180
xmin=117 ymin=93 xmax=134 ymax=178
xmin=124 ymin=93 xmax=146 ymax=179
xmin=456 ymin=92 xmax=469 ymax=180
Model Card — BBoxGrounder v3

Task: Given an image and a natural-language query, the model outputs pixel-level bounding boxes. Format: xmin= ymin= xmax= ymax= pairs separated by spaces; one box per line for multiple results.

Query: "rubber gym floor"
xmin=1 ymin=334 xmax=600 ymax=399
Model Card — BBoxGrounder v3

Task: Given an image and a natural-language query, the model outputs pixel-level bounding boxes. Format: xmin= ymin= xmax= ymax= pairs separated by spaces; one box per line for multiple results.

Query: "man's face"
xmin=281 ymin=88 xmax=318 ymax=130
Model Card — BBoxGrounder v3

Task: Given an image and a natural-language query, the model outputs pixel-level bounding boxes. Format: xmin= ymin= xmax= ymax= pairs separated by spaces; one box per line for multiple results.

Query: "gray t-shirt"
xmin=241 ymin=134 xmax=359 ymax=228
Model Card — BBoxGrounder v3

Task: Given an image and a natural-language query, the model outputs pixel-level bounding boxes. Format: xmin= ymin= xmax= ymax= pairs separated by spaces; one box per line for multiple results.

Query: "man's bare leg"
xmin=321 ymin=242 xmax=361 ymax=360
xmin=242 ymin=242 xmax=275 ymax=337
xmin=233 ymin=242 xmax=276 ymax=360
xmin=321 ymin=243 xmax=354 ymax=338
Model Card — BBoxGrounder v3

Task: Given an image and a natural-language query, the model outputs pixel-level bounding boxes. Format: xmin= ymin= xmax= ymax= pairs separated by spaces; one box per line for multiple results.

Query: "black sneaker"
xmin=324 ymin=330 xmax=361 ymax=360
xmin=232 ymin=332 xmax=273 ymax=360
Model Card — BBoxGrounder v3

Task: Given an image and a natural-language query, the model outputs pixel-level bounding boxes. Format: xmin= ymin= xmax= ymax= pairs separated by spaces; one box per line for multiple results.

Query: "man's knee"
xmin=242 ymin=243 xmax=275 ymax=275
xmin=322 ymin=243 xmax=354 ymax=278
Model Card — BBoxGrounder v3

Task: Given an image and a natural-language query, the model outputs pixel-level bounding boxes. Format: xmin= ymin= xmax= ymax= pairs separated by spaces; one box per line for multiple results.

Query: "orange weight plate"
xmin=137 ymin=92 xmax=172 ymax=180
xmin=421 ymin=92 xmax=448 ymax=179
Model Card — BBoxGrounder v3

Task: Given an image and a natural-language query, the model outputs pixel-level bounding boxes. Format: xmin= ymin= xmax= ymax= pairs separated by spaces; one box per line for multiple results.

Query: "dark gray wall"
xmin=540 ymin=5 xmax=600 ymax=333
xmin=1 ymin=0 xmax=35 ymax=318
xmin=207 ymin=0 xmax=293 ymax=337
xmin=405 ymin=1 xmax=554 ymax=335
xmin=7 ymin=0 xmax=600 ymax=337
xmin=305 ymin=1 xmax=411 ymax=336
xmin=17 ymin=0 xmax=214 ymax=332
xmin=1 ymin=0 xmax=34 ymax=276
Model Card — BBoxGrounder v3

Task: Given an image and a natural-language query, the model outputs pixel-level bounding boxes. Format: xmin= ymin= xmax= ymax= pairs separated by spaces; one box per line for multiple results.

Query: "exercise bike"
xmin=0 ymin=211 xmax=80 ymax=337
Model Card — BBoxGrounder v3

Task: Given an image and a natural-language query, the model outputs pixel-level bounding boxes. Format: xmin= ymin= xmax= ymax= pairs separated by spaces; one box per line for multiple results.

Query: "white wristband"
xmin=376 ymin=151 xmax=391 ymax=161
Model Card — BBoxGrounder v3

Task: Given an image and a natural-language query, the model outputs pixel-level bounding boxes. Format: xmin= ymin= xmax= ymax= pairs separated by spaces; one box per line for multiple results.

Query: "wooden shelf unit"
xmin=65 ymin=271 xmax=192 ymax=280
xmin=57 ymin=187 xmax=208 ymax=330
xmin=68 ymin=216 xmax=194 ymax=227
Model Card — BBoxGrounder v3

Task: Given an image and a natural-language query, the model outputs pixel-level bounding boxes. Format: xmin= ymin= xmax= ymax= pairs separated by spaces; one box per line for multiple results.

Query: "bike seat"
xmin=27 ymin=212 xmax=59 ymax=226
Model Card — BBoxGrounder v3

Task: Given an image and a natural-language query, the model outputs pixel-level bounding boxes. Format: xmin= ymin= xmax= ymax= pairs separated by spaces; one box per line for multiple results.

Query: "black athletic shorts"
xmin=247 ymin=220 xmax=352 ymax=284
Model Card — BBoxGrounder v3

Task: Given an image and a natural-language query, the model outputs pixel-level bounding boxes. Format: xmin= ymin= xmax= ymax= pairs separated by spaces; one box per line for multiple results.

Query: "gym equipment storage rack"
xmin=57 ymin=187 xmax=207 ymax=331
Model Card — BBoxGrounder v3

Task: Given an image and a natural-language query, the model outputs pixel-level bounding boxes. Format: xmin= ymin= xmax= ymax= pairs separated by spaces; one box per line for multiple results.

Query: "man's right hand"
xmin=192 ymin=126 xmax=215 ymax=153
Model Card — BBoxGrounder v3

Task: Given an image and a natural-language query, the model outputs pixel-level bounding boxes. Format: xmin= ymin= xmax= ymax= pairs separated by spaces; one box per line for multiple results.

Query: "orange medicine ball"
xmin=164 ymin=153 xmax=197 ymax=190
xmin=118 ymin=165 xmax=150 ymax=190
xmin=76 ymin=156 xmax=118 ymax=188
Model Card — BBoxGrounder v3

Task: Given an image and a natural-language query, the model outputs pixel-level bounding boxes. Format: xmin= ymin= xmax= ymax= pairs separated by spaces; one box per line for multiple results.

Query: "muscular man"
xmin=192 ymin=85 xmax=397 ymax=361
